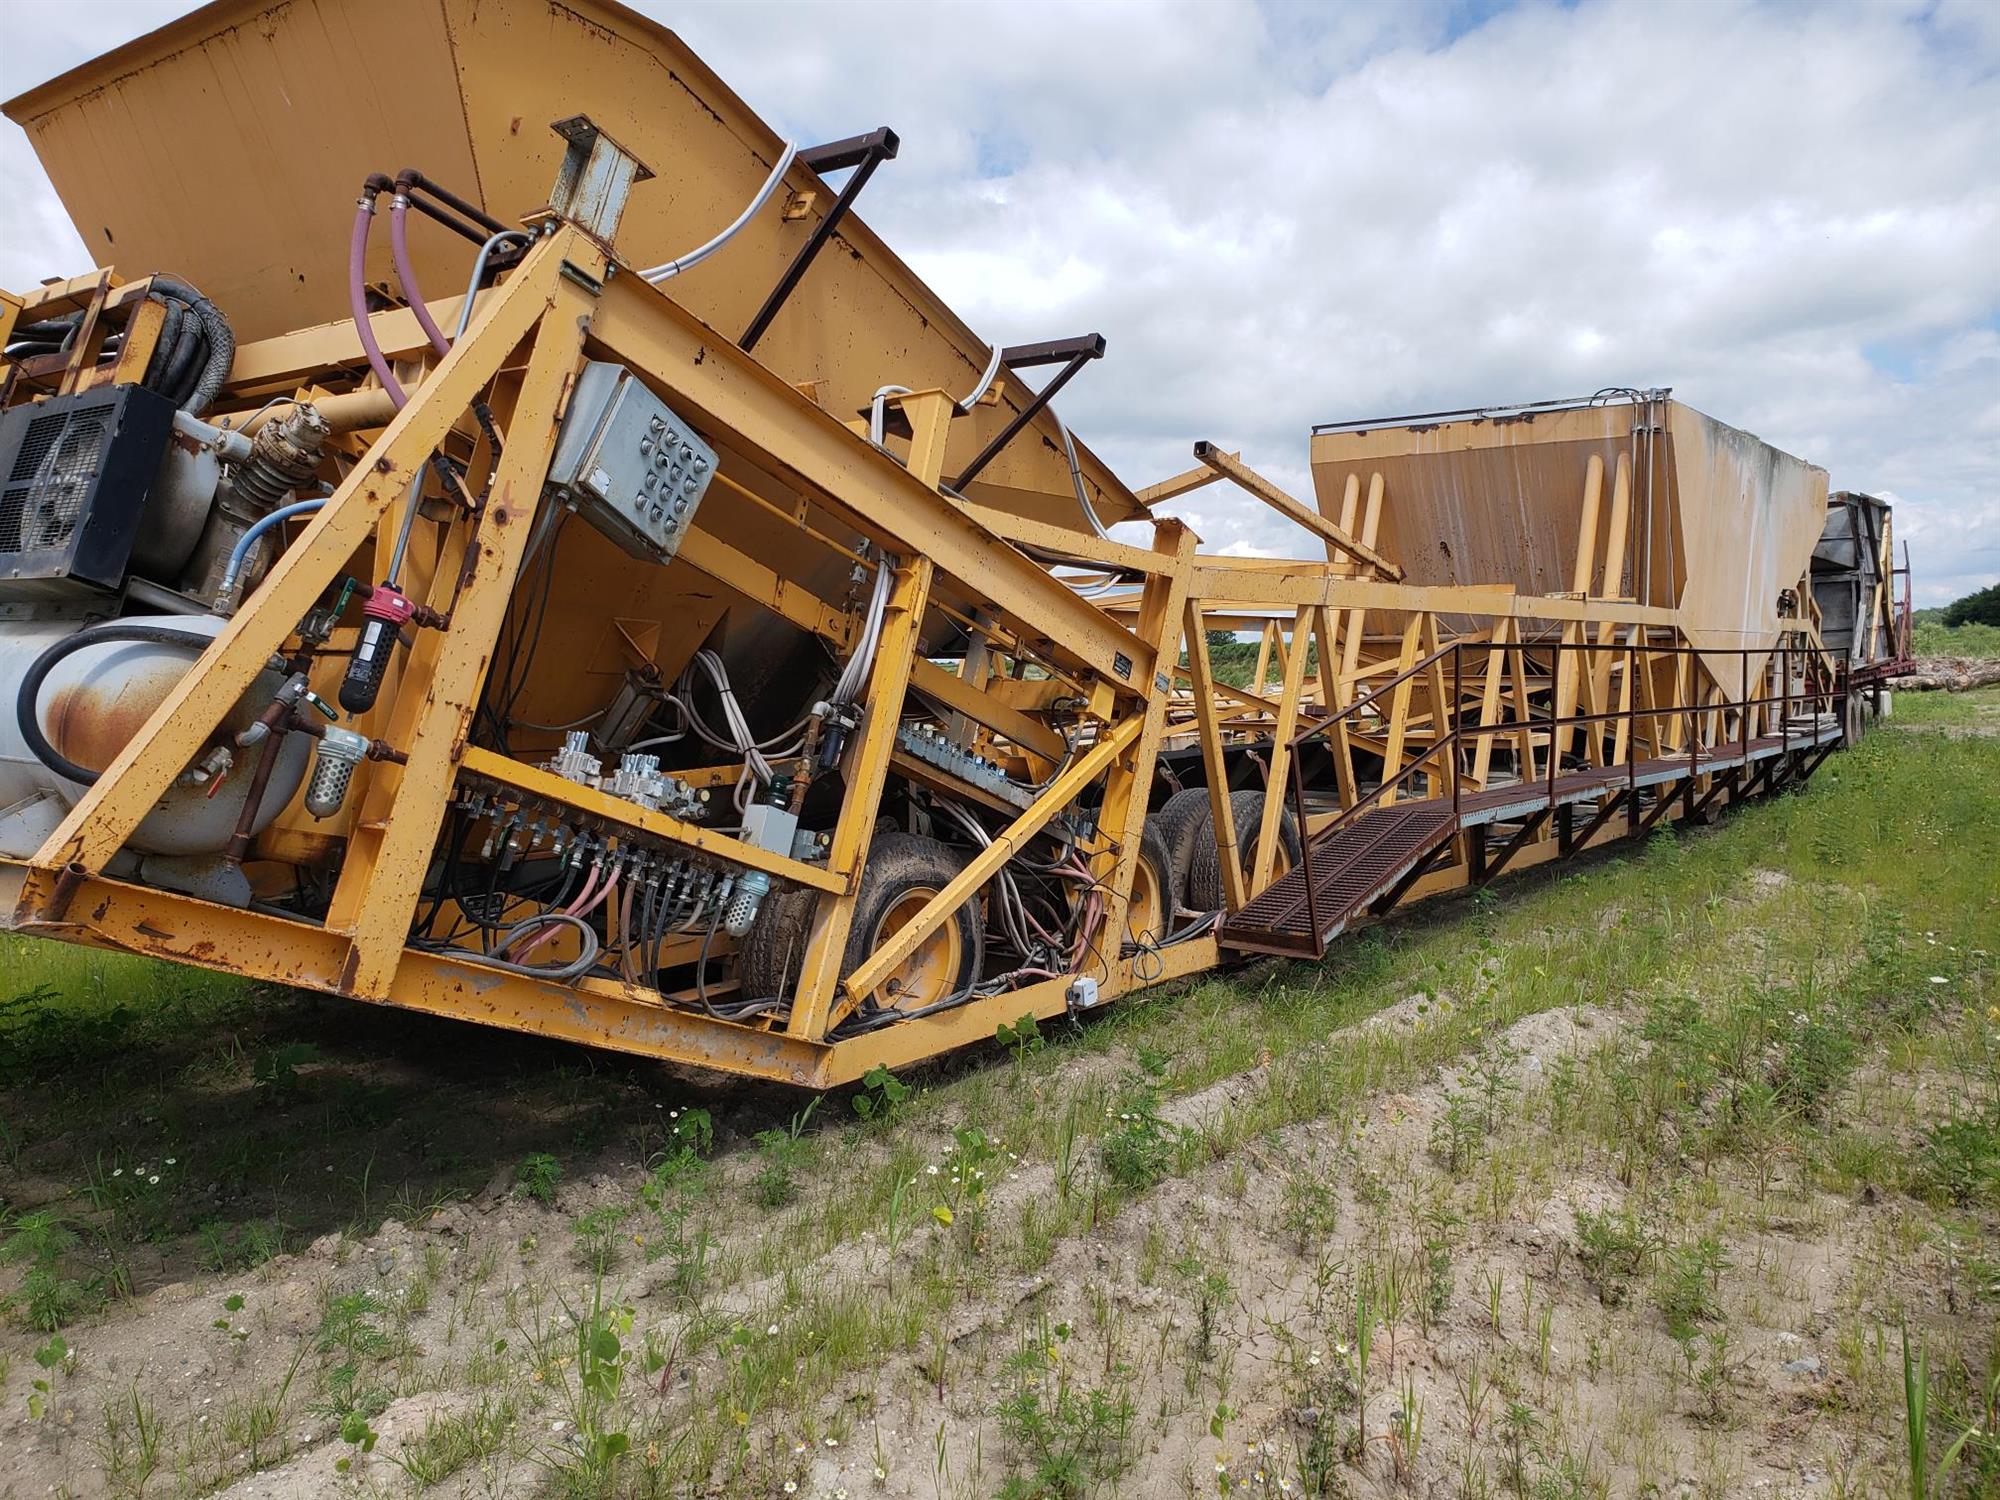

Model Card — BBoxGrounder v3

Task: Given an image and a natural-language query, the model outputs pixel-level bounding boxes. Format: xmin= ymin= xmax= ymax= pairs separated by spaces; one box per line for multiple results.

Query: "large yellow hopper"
xmin=5 ymin=0 xmax=1139 ymax=531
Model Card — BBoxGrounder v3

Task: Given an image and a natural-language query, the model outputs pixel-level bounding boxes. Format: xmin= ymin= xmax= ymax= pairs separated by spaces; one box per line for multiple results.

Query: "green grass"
xmin=1912 ymin=618 xmax=2000 ymax=659
xmin=1 ymin=690 xmax=1996 ymax=1498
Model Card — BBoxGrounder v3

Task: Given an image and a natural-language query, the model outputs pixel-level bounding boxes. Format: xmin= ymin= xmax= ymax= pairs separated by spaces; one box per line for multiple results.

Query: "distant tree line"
xmin=1943 ymin=583 xmax=2000 ymax=628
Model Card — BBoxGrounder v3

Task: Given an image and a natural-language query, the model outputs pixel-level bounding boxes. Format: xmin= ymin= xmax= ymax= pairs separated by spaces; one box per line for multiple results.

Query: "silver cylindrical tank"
xmin=0 ymin=613 xmax=310 ymax=858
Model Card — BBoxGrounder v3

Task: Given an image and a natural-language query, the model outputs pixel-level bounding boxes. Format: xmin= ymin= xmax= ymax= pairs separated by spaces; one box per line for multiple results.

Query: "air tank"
xmin=0 ymin=614 xmax=310 ymax=859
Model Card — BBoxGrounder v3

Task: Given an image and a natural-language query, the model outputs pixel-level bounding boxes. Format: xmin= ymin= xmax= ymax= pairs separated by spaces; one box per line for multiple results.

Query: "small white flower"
xmin=112 ymin=1169 xmax=122 ymax=1178
xmin=165 ymin=1157 xmax=177 ymax=1165
xmin=836 ymin=1490 xmax=850 ymax=1499
xmin=825 ymin=1436 xmax=839 ymax=1447
xmin=1307 ymin=1352 xmax=1321 ymax=1367
xmin=148 ymin=1174 xmax=161 ymax=1185
xmin=926 ymin=1165 xmax=940 ymax=1176
xmin=768 ymin=1324 xmax=780 ymax=1336
xmin=783 ymin=1483 xmax=797 ymax=1495
xmin=874 ymin=1467 xmax=887 ymax=1480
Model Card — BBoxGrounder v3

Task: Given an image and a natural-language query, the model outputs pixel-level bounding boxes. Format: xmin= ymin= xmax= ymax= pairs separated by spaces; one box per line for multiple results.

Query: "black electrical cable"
xmin=142 ymin=300 xmax=183 ymax=391
xmin=154 ymin=303 xmax=208 ymax=403
xmin=480 ymin=507 xmax=567 ymax=751
xmin=646 ymin=875 xmax=672 ymax=983
xmin=693 ymin=902 xmax=727 ymax=1018
xmin=15 ymin=624 xmax=236 ymax=785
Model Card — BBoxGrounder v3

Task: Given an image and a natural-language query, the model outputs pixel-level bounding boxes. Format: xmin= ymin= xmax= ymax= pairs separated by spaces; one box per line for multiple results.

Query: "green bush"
xmin=1917 ymin=1110 xmax=2000 ymax=1208
xmin=1574 ymin=1206 xmax=1653 ymax=1306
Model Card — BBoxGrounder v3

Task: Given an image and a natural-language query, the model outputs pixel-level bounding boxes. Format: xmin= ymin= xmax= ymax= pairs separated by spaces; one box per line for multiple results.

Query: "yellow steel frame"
xmin=0 ymin=193 xmax=1845 ymax=1089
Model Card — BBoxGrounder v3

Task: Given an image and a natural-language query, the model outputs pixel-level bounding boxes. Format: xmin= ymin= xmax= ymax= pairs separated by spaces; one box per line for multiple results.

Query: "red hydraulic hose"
xmin=389 ymin=190 xmax=452 ymax=357
xmin=507 ymin=860 xmax=600 ymax=962
xmin=514 ymin=865 xmax=620 ymax=965
xmin=349 ymin=191 xmax=408 ymax=408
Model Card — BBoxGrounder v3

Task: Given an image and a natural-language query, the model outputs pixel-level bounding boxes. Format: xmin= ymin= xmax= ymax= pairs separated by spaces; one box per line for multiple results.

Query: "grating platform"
xmin=1220 ymin=722 xmax=1842 ymax=959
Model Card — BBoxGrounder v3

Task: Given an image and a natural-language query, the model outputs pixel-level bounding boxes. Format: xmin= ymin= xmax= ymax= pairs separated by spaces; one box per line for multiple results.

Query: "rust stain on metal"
xmin=44 ymin=658 xmax=186 ymax=777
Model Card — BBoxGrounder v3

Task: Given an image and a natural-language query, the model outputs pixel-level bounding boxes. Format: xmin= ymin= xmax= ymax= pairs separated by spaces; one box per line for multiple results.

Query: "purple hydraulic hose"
xmin=389 ymin=191 xmax=452 ymax=358
xmin=348 ymin=193 xmax=408 ymax=408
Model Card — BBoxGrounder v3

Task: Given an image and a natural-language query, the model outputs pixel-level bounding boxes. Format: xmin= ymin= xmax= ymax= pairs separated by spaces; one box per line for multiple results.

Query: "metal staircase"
xmin=1221 ymin=799 xmax=1458 ymax=958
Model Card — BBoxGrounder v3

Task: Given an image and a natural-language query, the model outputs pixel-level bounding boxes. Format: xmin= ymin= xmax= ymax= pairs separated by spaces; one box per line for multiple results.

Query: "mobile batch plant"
xmin=0 ymin=0 xmax=1902 ymax=1085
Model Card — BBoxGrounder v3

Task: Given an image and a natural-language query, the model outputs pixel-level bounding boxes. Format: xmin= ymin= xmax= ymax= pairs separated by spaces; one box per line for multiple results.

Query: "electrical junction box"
xmin=547 ymin=360 xmax=716 ymax=562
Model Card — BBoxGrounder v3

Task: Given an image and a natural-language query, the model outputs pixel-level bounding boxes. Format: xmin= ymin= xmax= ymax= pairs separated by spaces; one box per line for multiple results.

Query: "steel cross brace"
xmin=741 ymin=127 xmax=899 ymax=352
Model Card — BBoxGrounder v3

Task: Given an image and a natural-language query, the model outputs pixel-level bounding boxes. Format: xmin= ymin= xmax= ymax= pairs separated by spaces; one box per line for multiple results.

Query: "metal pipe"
xmin=233 ymin=388 xmax=398 ymax=436
xmin=224 ymin=707 xmax=289 ymax=864
xmin=400 ymin=169 xmax=507 ymax=237
xmin=640 ymin=141 xmax=800 ymax=284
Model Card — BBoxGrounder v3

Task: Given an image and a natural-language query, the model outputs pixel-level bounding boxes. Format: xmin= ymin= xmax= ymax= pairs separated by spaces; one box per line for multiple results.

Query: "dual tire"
xmin=1148 ymin=786 xmax=1300 ymax=915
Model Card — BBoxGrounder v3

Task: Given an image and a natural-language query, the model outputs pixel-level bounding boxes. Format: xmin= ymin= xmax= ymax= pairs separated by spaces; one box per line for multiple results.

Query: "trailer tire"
xmin=1188 ymin=789 xmax=1301 ymax=911
xmin=1125 ymin=819 xmax=1178 ymax=946
xmin=739 ymin=884 xmax=819 ymax=1004
xmin=740 ymin=833 xmax=984 ymax=1013
xmin=1152 ymin=787 xmax=1218 ymax=907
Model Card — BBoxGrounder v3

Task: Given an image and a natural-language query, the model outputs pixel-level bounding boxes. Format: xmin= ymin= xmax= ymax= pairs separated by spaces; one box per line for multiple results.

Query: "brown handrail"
xmin=1263 ymin=632 xmax=1846 ymax=956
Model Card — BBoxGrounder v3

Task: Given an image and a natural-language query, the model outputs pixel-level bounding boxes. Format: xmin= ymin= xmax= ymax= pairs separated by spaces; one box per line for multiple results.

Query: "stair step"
xmin=1220 ymin=799 xmax=1458 ymax=958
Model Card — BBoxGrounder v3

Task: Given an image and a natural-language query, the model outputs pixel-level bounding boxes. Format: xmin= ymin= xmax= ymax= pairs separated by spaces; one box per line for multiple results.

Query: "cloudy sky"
xmin=3 ymin=0 xmax=1994 ymax=603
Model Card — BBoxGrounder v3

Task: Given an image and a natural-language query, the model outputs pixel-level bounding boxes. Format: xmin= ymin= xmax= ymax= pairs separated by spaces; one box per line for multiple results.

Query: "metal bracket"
xmin=548 ymin=115 xmax=656 ymax=248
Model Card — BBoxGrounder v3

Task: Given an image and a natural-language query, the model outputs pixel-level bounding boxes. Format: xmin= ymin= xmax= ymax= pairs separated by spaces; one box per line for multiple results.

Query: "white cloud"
xmin=2 ymin=0 xmax=1992 ymax=603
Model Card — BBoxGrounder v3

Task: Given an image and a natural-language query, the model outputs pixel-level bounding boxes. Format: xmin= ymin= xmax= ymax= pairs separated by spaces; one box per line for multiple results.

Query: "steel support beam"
xmin=587 ymin=280 xmax=1148 ymax=692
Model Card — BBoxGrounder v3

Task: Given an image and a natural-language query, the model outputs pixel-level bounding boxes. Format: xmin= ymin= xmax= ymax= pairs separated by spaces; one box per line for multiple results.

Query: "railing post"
xmin=1546 ymin=642 xmax=1559 ymax=810
xmin=1782 ymin=645 xmax=1790 ymax=765
xmin=1451 ymin=645 xmax=1463 ymax=834
xmin=1625 ymin=642 xmax=1638 ymax=833
xmin=1294 ymin=749 xmax=1318 ymax=953
xmin=1740 ymin=650 xmax=1749 ymax=761
xmin=1686 ymin=652 xmax=1697 ymax=815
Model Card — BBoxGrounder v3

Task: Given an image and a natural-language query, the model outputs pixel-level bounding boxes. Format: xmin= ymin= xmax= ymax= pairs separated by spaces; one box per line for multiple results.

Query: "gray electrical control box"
xmin=547 ymin=360 xmax=718 ymax=561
